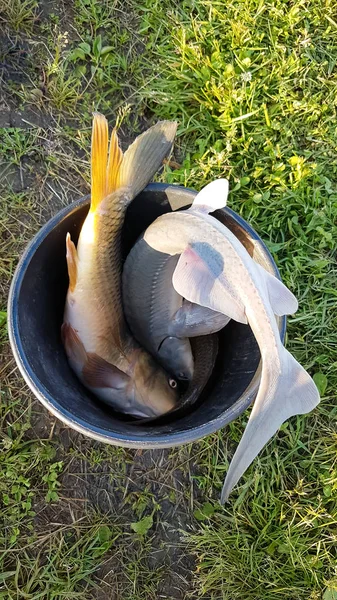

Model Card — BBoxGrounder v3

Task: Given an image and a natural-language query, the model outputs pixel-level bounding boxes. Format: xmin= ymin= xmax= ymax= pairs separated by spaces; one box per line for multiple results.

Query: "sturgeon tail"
xmin=90 ymin=113 xmax=177 ymax=212
xmin=220 ymin=348 xmax=320 ymax=503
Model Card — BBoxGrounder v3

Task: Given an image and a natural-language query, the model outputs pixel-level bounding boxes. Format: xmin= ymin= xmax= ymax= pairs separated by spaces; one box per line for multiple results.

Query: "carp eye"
xmin=168 ymin=378 xmax=177 ymax=389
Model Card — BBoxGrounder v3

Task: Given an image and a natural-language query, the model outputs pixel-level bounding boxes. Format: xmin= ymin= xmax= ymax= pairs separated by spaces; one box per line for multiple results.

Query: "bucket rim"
xmin=7 ymin=182 xmax=286 ymax=448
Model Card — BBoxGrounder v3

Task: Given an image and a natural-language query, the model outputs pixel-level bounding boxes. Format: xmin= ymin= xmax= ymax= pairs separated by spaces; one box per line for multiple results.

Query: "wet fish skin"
xmin=178 ymin=334 xmax=219 ymax=410
xmin=169 ymin=301 xmax=230 ymax=337
xmin=126 ymin=334 xmax=219 ymax=425
xmin=123 ymin=243 xmax=192 ymax=380
xmin=62 ymin=114 xmax=179 ymax=418
xmin=122 ymin=235 xmax=229 ymax=380
xmin=141 ymin=179 xmax=320 ymax=500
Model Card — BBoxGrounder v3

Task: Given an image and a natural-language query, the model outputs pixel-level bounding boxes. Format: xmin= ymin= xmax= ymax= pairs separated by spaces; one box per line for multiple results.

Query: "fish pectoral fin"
xmin=190 ymin=179 xmax=229 ymax=214
xmin=255 ymin=263 xmax=298 ymax=316
xmin=65 ymin=233 xmax=78 ymax=292
xmin=83 ymin=353 xmax=130 ymax=390
xmin=62 ymin=323 xmax=130 ymax=390
xmin=91 ymin=113 xmax=109 ymax=211
xmin=117 ymin=121 xmax=177 ymax=199
xmin=220 ymin=348 xmax=320 ymax=503
xmin=172 ymin=245 xmax=247 ymax=324
xmin=170 ymin=301 xmax=230 ymax=337
xmin=61 ymin=323 xmax=87 ymax=369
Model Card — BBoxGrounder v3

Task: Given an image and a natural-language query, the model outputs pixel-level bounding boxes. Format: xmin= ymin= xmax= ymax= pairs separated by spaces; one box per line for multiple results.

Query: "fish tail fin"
xmin=106 ymin=127 xmax=123 ymax=195
xmin=90 ymin=113 xmax=109 ymax=211
xmin=191 ymin=179 xmax=229 ymax=213
xmin=90 ymin=116 xmax=177 ymax=210
xmin=117 ymin=121 xmax=178 ymax=200
xmin=220 ymin=348 xmax=320 ymax=503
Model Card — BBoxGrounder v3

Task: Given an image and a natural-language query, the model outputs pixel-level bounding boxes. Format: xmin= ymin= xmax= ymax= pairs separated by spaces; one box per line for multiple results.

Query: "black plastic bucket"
xmin=8 ymin=183 xmax=286 ymax=448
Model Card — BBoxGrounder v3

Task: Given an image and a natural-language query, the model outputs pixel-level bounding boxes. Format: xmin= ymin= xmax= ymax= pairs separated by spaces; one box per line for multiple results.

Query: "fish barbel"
xmin=140 ymin=179 xmax=320 ymax=500
xmin=62 ymin=113 xmax=179 ymax=418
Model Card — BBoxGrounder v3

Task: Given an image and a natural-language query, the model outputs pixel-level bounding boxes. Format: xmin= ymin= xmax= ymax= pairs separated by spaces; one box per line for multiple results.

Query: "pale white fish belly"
xmin=65 ymin=222 xmax=115 ymax=356
xmin=65 ymin=286 xmax=105 ymax=354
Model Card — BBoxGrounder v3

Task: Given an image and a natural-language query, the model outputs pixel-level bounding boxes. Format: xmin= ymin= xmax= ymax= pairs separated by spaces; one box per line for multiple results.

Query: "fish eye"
xmin=168 ymin=378 xmax=177 ymax=389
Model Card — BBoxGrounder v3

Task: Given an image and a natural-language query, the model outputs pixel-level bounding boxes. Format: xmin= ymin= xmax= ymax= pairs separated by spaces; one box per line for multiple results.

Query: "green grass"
xmin=0 ymin=0 xmax=38 ymax=33
xmin=1 ymin=0 xmax=337 ymax=598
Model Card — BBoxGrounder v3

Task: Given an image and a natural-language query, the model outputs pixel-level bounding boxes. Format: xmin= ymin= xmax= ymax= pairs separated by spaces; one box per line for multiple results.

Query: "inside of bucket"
xmin=15 ymin=186 xmax=264 ymax=437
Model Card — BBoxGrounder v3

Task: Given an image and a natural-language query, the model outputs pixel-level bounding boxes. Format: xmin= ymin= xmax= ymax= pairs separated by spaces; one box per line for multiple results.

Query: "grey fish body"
xmin=123 ymin=236 xmax=183 ymax=352
xmin=169 ymin=301 xmax=230 ymax=338
xmin=123 ymin=236 xmax=193 ymax=380
xmin=122 ymin=233 xmax=229 ymax=380
xmin=128 ymin=334 xmax=218 ymax=425
xmin=180 ymin=334 xmax=219 ymax=409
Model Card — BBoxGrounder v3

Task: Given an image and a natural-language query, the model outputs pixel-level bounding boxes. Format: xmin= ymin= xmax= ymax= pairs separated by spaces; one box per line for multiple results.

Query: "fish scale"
xmin=123 ymin=235 xmax=182 ymax=347
xmin=123 ymin=222 xmax=230 ymax=381
xmin=94 ymin=195 xmax=132 ymax=363
xmin=62 ymin=114 xmax=180 ymax=418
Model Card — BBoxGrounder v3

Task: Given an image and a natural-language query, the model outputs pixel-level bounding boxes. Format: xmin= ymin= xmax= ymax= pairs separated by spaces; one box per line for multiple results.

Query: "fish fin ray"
xmin=172 ymin=246 xmax=247 ymax=324
xmin=61 ymin=323 xmax=87 ymax=369
xmin=65 ymin=233 xmax=78 ymax=292
xmin=98 ymin=320 xmax=129 ymax=362
xmin=106 ymin=128 xmax=123 ymax=195
xmin=91 ymin=112 xmax=109 ymax=211
xmin=170 ymin=301 xmax=230 ymax=337
xmin=117 ymin=121 xmax=177 ymax=199
xmin=255 ymin=263 xmax=298 ymax=316
xmin=220 ymin=348 xmax=320 ymax=503
xmin=61 ymin=323 xmax=130 ymax=390
xmin=191 ymin=179 xmax=229 ymax=213
xmin=83 ymin=353 xmax=130 ymax=389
